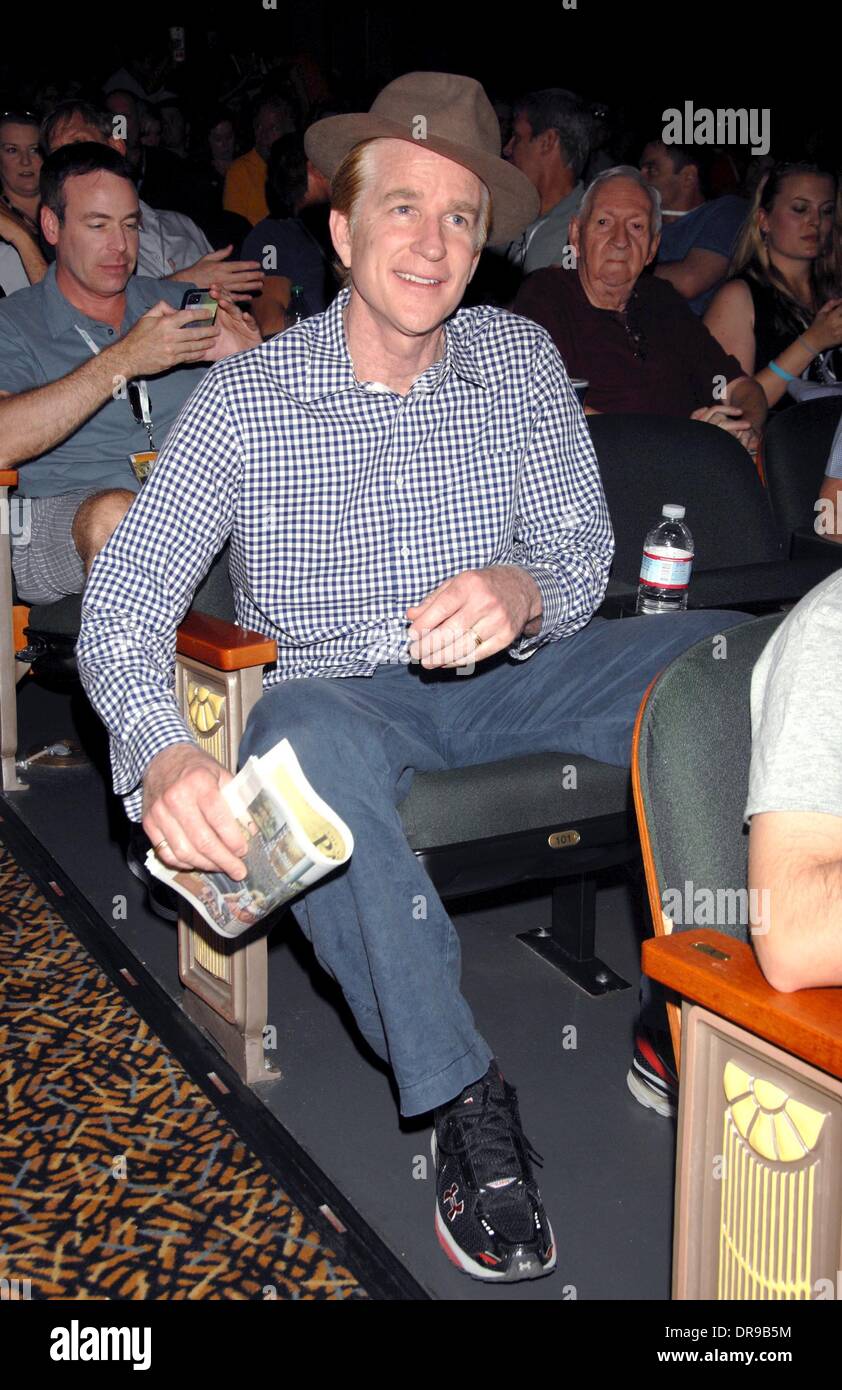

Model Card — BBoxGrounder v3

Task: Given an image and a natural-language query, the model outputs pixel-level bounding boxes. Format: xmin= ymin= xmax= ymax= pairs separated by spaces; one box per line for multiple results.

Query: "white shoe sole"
xmin=626 ymin=1065 xmax=676 ymax=1118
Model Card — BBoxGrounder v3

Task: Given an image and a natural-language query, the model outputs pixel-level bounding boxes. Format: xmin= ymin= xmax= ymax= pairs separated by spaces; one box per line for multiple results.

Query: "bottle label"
xmin=639 ymin=546 xmax=693 ymax=590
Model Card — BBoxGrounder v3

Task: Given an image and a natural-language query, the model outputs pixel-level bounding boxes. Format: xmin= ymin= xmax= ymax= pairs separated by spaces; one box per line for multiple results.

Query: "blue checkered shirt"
xmin=77 ymin=287 xmax=614 ymax=820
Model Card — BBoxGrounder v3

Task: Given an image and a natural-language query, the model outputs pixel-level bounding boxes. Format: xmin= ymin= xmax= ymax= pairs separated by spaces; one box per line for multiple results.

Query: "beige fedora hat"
xmin=305 ymin=71 xmax=539 ymax=246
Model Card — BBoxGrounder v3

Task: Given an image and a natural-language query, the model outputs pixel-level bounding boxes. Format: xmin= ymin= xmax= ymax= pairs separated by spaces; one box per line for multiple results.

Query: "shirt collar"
xmin=302 ymin=286 xmax=487 ymax=400
xmin=42 ymin=262 xmax=141 ymax=338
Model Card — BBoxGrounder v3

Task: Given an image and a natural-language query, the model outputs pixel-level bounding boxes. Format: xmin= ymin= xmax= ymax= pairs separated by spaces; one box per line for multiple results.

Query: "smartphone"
xmin=180 ymin=290 xmax=218 ymax=328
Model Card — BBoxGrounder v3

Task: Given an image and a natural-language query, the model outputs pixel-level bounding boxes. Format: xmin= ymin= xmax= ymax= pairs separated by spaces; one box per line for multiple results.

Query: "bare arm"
xmin=250 ymin=274 xmax=292 ymax=338
xmin=724 ymin=373 xmax=767 ymax=434
xmin=0 ymin=303 xmax=222 ymax=467
xmin=654 ymin=247 xmax=729 ymax=301
xmin=752 ymin=299 xmax=842 ymax=408
xmin=703 ymin=279 xmax=756 ymax=376
xmin=749 ymin=810 xmax=842 ymax=991
xmin=0 ymin=209 xmax=47 ymax=286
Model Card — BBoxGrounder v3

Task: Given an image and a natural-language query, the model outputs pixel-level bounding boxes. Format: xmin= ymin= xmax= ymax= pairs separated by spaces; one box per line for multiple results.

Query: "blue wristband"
xmin=768 ymin=359 xmax=797 ymax=383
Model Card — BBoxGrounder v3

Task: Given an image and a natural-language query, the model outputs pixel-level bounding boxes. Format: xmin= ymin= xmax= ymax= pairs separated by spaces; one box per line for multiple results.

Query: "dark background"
xmin=2 ymin=1 xmax=832 ymax=168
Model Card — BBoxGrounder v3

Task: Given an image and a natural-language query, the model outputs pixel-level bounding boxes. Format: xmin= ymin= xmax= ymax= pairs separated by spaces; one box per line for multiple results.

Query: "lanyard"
xmin=74 ymin=323 xmax=156 ymax=451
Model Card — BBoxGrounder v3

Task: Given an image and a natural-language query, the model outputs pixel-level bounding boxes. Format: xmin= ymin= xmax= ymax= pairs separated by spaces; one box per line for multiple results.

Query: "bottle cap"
xmin=662 ymin=504 xmax=686 ymax=520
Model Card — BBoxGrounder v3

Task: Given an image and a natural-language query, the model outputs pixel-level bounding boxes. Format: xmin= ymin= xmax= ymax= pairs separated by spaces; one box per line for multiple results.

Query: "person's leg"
xmin=238 ymin=664 xmax=494 ymax=1117
xmin=11 ymin=487 xmax=135 ymax=604
xmin=71 ymin=489 xmax=135 ymax=575
xmin=425 ymin=610 xmax=751 ymax=768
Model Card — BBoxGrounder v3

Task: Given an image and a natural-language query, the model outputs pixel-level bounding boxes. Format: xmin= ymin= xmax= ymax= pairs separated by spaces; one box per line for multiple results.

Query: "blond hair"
xmin=728 ymin=163 xmax=842 ymax=311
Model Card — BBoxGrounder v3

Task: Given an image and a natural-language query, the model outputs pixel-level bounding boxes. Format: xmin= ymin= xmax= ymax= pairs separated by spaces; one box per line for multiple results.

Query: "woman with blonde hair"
xmin=704 ymin=162 xmax=842 ymax=409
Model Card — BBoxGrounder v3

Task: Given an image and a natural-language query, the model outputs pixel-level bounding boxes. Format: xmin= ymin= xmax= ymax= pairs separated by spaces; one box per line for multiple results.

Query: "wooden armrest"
xmin=176 ymin=611 xmax=277 ymax=671
xmin=13 ymin=605 xmax=29 ymax=653
xmin=0 ymin=471 xmax=18 ymax=487
xmin=643 ymin=929 xmax=842 ymax=1079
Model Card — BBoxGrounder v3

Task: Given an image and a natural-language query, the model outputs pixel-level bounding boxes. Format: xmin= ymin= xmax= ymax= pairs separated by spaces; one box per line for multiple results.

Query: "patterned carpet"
xmin=0 ymin=843 xmax=369 ymax=1300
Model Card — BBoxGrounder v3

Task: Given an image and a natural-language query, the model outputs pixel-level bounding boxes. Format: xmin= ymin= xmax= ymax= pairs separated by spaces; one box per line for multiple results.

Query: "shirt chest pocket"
xmin=430 ymin=445 xmax=524 ymax=506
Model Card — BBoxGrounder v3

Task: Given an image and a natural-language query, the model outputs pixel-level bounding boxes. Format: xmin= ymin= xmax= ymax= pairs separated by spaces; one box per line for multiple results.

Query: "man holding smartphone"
xmin=0 ymin=142 xmax=259 ymax=605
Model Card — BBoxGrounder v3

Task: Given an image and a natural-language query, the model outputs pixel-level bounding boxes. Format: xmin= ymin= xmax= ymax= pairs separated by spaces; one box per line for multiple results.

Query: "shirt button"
xmin=400 ymin=546 xmax=410 ymax=559
xmin=394 ymin=477 xmax=404 ymax=488
xmin=107 ymin=328 xmax=114 ymax=336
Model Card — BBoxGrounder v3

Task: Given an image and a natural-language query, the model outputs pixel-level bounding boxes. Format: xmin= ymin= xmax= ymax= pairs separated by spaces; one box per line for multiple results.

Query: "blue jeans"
xmin=239 ymin=611 xmax=748 ymax=1117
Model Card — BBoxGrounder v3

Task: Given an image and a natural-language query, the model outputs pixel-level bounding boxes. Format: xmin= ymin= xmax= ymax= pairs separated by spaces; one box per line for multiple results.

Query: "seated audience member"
xmin=104 ymin=88 xmax=193 ymax=220
xmin=139 ymin=101 xmax=162 ymax=148
xmin=703 ymin=164 xmax=842 ymax=411
xmin=241 ymin=132 xmax=333 ymax=337
xmin=75 ymin=71 xmax=748 ymax=1285
xmin=582 ymin=101 xmax=617 ymax=186
xmin=639 ymin=140 xmax=747 ymax=314
xmin=0 ymin=142 xmax=259 ymax=605
xmin=0 ymin=110 xmax=51 ymax=277
xmin=815 ymin=412 xmax=842 ymax=543
xmin=513 ymin=167 xmax=766 ymax=451
xmin=188 ymin=108 xmax=252 ymax=252
xmin=502 ymin=88 xmax=591 ymax=273
xmin=42 ymin=102 xmax=263 ymax=299
xmin=195 ymin=107 xmax=238 ymax=210
xmin=0 ymin=111 xmax=42 ymax=239
xmin=158 ymin=101 xmax=190 ymax=162
xmin=746 ymin=569 xmax=842 ymax=991
xmin=224 ymin=92 xmax=298 ymax=227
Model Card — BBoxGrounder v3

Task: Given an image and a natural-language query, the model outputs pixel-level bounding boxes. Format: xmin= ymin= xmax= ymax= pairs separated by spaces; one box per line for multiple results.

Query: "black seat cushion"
xmin=399 ymin=752 xmax=631 ymax=849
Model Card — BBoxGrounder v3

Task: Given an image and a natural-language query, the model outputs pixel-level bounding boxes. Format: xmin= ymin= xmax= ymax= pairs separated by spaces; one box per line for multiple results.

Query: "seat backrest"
xmin=191 ymin=543 xmax=236 ymax=622
xmin=763 ymin=397 xmax=842 ymax=542
xmin=28 ymin=542 xmax=237 ymax=636
xmin=589 ymin=415 xmax=784 ymax=585
xmin=634 ymin=613 xmax=785 ymax=942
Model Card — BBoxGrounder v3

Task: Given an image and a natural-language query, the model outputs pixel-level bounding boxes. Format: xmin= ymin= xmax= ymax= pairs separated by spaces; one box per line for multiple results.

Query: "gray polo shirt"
xmin=0 ymin=265 xmax=207 ymax=497
xmin=505 ymin=182 xmax=584 ymax=274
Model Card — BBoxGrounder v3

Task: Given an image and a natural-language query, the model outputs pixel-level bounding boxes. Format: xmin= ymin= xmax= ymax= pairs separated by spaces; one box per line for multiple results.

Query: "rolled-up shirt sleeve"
xmin=76 ymin=368 xmax=245 ymax=820
xmin=507 ymin=330 xmax=614 ymax=660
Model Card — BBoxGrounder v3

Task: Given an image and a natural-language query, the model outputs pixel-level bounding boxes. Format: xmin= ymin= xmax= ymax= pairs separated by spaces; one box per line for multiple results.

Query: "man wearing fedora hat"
xmin=78 ymin=71 xmax=745 ymax=1284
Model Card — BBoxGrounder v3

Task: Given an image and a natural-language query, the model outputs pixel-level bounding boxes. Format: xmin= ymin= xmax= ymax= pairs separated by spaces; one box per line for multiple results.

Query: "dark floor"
xmin=4 ymin=674 xmax=677 ymax=1301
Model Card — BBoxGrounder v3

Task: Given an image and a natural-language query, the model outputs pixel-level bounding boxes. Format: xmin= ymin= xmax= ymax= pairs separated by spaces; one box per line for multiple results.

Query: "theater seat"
xmin=762 ymin=396 xmax=842 ymax=562
xmin=590 ymin=414 xmax=842 ymax=614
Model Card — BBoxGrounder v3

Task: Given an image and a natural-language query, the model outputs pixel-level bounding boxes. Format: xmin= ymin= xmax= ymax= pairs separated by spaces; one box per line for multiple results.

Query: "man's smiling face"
xmin=330 ymin=138 xmax=485 ymax=343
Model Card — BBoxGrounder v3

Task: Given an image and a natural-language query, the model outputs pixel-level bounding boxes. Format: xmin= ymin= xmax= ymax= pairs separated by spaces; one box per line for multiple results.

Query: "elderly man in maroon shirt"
xmin=513 ymin=165 xmax=766 ymax=452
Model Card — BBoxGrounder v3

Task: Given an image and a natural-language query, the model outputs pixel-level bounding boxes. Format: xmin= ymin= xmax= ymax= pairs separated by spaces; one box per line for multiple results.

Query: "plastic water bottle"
xmin=636 ymin=505 xmax=694 ymax=614
xmin=284 ymin=284 xmax=309 ymax=329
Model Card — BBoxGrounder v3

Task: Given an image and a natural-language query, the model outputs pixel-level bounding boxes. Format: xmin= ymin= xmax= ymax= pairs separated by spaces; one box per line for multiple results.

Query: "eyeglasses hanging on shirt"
xmin=74 ymin=323 xmax=159 ymax=481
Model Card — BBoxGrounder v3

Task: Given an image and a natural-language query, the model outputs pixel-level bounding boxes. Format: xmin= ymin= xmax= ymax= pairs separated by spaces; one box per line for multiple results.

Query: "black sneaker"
xmin=432 ymin=1060 xmax=556 ymax=1282
xmin=126 ymin=826 xmax=180 ymax=923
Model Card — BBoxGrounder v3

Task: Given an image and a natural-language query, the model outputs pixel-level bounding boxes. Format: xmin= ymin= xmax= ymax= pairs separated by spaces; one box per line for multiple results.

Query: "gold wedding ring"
xmin=469 ymin=628 xmax=482 ymax=649
xmin=153 ymin=837 xmax=169 ymax=853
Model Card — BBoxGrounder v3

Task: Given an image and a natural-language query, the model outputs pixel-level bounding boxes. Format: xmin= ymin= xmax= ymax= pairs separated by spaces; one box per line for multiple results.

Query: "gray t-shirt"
xmin=745 ymin=569 xmax=842 ymax=821
xmin=0 ymin=265 xmax=206 ymax=497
